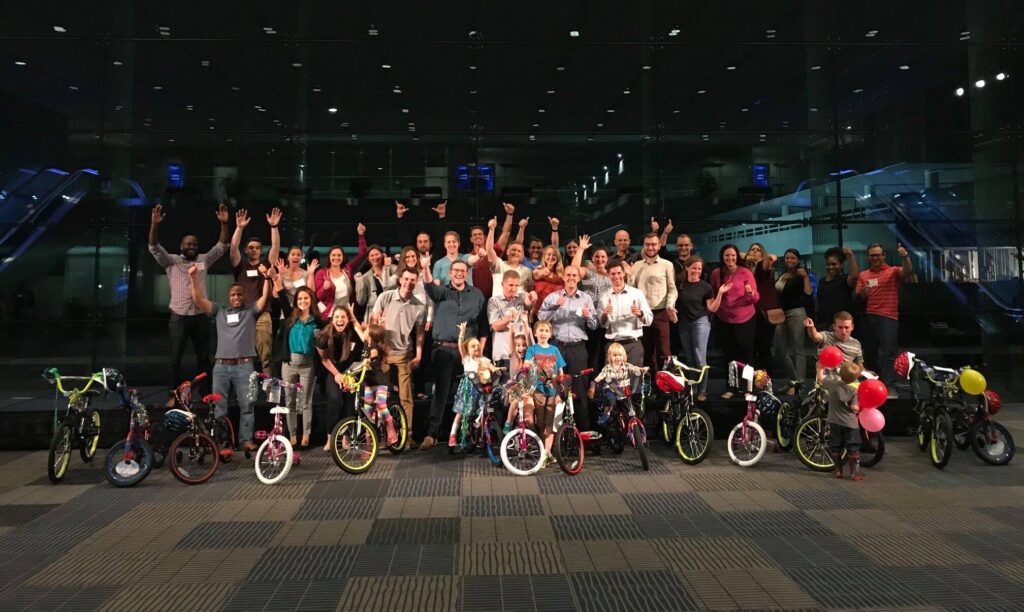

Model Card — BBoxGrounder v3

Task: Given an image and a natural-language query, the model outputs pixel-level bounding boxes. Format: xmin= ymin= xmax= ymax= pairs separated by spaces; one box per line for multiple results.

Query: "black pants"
xmin=427 ymin=345 xmax=461 ymax=439
xmin=719 ymin=317 xmax=756 ymax=369
xmin=555 ymin=339 xmax=590 ymax=431
xmin=168 ymin=314 xmax=210 ymax=390
xmin=753 ymin=316 xmax=777 ymax=376
xmin=614 ymin=338 xmax=645 ymax=367
xmin=586 ymin=328 xmax=605 ymax=371
xmin=323 ymin=377 xmax=355 ymax=436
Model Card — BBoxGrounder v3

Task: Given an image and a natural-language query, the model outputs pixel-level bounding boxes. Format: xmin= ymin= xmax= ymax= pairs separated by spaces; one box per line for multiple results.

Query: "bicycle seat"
xmin=202 ymin=393 xmax=223 ymax=403
xmin=270 ymin=406 xmax=290 ymax=415
xmin=655 ymin=371 xmax=686 ymax=393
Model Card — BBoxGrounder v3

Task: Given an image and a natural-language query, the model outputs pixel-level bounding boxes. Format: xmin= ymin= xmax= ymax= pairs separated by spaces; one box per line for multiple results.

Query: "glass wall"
xmin=1 ymin=0 xmax=1022 ymax=394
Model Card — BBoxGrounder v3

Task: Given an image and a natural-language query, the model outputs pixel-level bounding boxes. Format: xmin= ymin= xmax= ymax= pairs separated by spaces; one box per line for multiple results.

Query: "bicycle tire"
xmin=915 ymin=402 xmax=931 ymax=451
xmin=794 ymin=416 xmax=834 ymax=472
xmin=104 ymin=439 xmax=153 ymax=488
xmin=555 ymin=425 xmax=584 ymax=475
xmin=674 ymin=408 xmax=714 ymax=465
xmin=632 ymin=421 xmax=649 ymax=471
xmin=929 ymin=413 xmax=954 ymax=469
xmin=660 ymin=399 xmax=676 ymax=445
xmin=47 ymin=420 xmax=74 ymax=484
xmin=859 ymin=431 xmax=885 ymax=468
xmin=213 ymin=416 xmax=236 ymax=450
xmin=79 ymin=409 xmax=102 ymax=462
xmin=386 ymin=405 xmax=408 ymax=455
xmin=727 ymin=421 xmax=767 ymax=467
xmin=607 ymin=415 xmax=625 ymax=455
xmin=330 ymin=418 xmax=378 ymax=474
xmin=169 ymin=432 xmax=220 ymax=485
xmin=499 ymin=428 xmax=544 ymax=476
xmin=483 ymin=415 xmax=503 ymax=466
xmin=969 ymin=421 xmax=1014 ymax=466
xmin=255 ymin=434 xmax=294 ymax=484
xmin=775 ymin=401 xmax=795 ymax=451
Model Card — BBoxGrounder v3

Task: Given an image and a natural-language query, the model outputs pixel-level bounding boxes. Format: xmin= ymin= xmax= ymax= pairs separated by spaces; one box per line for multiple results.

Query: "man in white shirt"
xmin=599 ymin=261 xmax=654 ymax=366
xmin=485 ymin=217 xmax=531 ymax=297
xmin=632 ymin=232 xmax=678 ymax=370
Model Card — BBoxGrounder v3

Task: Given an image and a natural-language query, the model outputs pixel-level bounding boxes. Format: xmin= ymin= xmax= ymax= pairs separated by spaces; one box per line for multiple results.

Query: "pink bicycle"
xmin=725 ymin=361 xmax=770 ymax=467
xmin=248 ymin=373 xmax=302 ymax=485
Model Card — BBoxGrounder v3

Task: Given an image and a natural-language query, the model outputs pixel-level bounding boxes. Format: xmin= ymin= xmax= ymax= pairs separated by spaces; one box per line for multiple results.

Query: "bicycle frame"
xmin=253 ymin=374 xmax=303 ymax=464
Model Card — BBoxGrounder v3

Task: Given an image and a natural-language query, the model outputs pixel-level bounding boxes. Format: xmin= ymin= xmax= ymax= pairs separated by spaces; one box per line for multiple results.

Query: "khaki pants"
xmin=387 ymin=352 xmax=414 ymax=429
xmin=254 ymin=311 xmax=273 ymax=374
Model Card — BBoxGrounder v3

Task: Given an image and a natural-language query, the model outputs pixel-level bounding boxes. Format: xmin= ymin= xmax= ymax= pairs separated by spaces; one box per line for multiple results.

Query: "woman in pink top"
xmin=314 ymin=223 xmax=369 ymax=320
xmin=710 ymin=243 xmax=760 ymax=398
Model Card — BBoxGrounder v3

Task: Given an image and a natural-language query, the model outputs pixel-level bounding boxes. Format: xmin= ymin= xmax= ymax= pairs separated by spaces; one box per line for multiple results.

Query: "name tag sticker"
xmin=294 ymin=278 xmax=305 ymax=288
xmin=867 ymin=278 xmax=878 ymax=287
xmin=226 ymin=313 xmax=240 ymax=324
xmin=195 ymin=261 xmax=206 ymax=271
xmin=246 ymin=269 xmax=259 ymax=278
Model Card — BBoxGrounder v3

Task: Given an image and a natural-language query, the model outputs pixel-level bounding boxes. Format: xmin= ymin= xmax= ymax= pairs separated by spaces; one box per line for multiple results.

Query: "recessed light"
xmin=312 ymin=87 xmax=321 ymax=92
xmin=402 ymin=108 xmax=409 ymax=113
xmin=899 ymin=65 xmax=910 ymax=70
xmin=68 ymin=85 xmax=78 ymax=91
xmin=377 ymin=167 xmax=383 ymax=171
xmin=231 ymin=86 xmax=240 ymax=91
xmin=673 ymin=110 xmax=680 ymax=114
xmin=53 ymin=25 xmax=66 ymax=33
xmin=393 ymin=88 xmax=402 ymax=93
xmin=697 ymin=89 xmax=706 ymax=94
xmin=642 ymin=65 xmax=652 ymax=70
xmin=853 ymin=88 xmax=864 ymax=93
xmin=811 ymin=65 xmax=821 ymax=70
xmin=14 ymin=61 xmax=26 ymax=66
xmin=556 ymin=66 xmax=566 ymax=71
xmin=157 ymin=26 xmax=170 ymax=31
xmin=186 ymin=105 xmax=194 ymax=111
xmin=168 ymin=138 xmax=175 ymax=142
xmin=996 ymin=72 xmax=1007 ymax=81
xmin=547 ymin=89 xmax=555 ymax=94
xmin=292 ymin=62 xmax=302 ymax=67
xmin=381 ymin=64 xmax=391 ymax=69
xmin=153 ymin=85 xmax=163 ymax=90
xmin=114 ymin=105 xmax=123 ymax=111
xmin=596 ymin=123 xmax=604 ymax=127
xmin=569 ymin=30 xmax=580 ymax=38
xmin=112 ymin=60 xmax=123 ymax=66
xmin=470 ymin=90 xmax=477 ymax=94
xmin=741 ymin=108 xmax=749 ymax=112
xmin=606 ymin=109 xmax=615 ymax=113
xmin=766 ymin=29 xmax=776 ymax=34
xmin=265 ymin=29 xmax=277 ymax=35
xmin=209 ymin=126 xmax=214 ymax=130
xmin=328 ymin=107 xmax=338 ymax=113
xmin=623 ymin=89 xmax=630 ymax=94
xmin=727 ymin=66 xmax=736 ymax=70
xmin=538 ymin=108 xmax=545 ymax=113
xmin=846 ymin=125 xmax=852 ymax=130
xmin=208 ymin=117 xmax=215 ymax=122
xmin=975 ymin=79 xmax=986 ymax=88
xmin=810 ymin=107 xmax=819 ymax=112
xmin=533 ymin=123 xmax=539 ymax=127
xmin=201 ymin=60 xmax=210 ymax=67
xmin=340 ymin=122 xmax=349 ymax=127
xmin=469 ymin=65 xmax=477 ymax=70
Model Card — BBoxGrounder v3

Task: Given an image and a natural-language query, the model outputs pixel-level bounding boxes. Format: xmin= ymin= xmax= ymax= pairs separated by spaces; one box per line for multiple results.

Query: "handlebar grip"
xmin=580 ymin=368 xmax=595 ymax=376
xmin=194 ymin=372 xmax=208 ymax=382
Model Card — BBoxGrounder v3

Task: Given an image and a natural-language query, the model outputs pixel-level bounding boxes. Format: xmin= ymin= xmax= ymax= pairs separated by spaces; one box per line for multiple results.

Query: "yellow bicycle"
xmin=42 ymin=367 xmax=115 ymax=483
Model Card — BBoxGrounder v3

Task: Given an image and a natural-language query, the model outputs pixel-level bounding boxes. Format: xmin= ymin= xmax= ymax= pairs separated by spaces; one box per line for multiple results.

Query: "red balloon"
xmin=819 ymin=346 xmax=844 ymax=369
xmin=859 ymin=407 xmax=886 ymax=433
xmin=858 ymin=379 xmax=889 ymax=410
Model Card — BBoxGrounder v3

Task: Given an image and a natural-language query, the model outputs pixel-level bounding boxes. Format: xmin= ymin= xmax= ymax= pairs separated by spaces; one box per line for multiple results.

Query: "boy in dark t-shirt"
xmin=821 ymin=361 xmax=863 ymax=481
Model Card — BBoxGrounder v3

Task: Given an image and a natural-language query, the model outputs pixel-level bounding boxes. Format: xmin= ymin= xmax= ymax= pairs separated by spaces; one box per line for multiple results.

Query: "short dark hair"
xmin=400 ymin=268 xmax=419 ymax=279
xmin=643 ymin=232 xmax=659 ymax=241
xmin=867 ymin=243 xmax=885 ymax=253
xmin=606 ymin=261 xmax=625 ymax=273
xmin=228 ymin=282 xmax=245 ymax=294
xmin=824 ymin=246 xmax=846 ymax=263
xmin=450 ymin=259 xmax=469 ymax=271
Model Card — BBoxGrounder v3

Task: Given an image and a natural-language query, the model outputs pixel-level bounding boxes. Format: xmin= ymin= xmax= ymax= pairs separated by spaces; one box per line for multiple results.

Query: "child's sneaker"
xmin=831 ymin=452 xmax=844 ymax=479
xmin=448 ymin=434 xmax=457 ymax=447
xmin=503 ymin=423 xmax=512 ymax=434
xmin=848 ymin=454 xmax=864 ymax=481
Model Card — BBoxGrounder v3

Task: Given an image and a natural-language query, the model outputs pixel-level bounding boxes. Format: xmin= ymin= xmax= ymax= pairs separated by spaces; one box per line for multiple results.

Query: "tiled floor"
xmin=1 ymin=412 xmax=1023 ymax=611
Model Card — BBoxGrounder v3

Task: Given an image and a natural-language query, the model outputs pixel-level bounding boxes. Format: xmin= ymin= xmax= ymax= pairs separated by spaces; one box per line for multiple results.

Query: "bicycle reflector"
xmin=893 ymin=352 xmax=911 ymax=379
xmin=655 ymin=371 xmax=686 ymax=393
xmin=985 ymin=389 xmax=1002 ymax=415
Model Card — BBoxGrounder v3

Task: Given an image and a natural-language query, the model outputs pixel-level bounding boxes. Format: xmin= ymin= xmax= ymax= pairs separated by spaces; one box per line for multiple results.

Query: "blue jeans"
xmin=677 ymin=316 xmax=711 ymax=394
xmin=865 ymin=314 xmax=899 ymax=385
xmin=213 ymin=360 xmax=255 ymax=443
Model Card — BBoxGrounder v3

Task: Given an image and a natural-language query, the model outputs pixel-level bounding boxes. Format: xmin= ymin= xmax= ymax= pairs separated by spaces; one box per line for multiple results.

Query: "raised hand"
xmin=395 ymin=201 xmax=408 ymax=218
xmin=578 ymin=234 xmax=591 ymax=251
xmin=383 ymin=255 xmax=392 ymax=268
xmin=767 ymin=254 xmax=778 ymax=266
xmin=556 ymin=293 xmax=568 ymax=306
xmin=420 ymin=253 xmax=431 ymax=270
xmin=796 ymin=268 xmax=808 ymax=278
xmin=432 ymin=201 xmax=447 ymax=217
xmin=215 ymin=202 xmax=230 ymax=224
xmin=518 ymin=217 xmax=529 ymax=229
xmin=187 ymin=264 xmax=199 ymax=278
xmin=357 ymin=223 xmax=366 ymax=236
xmin=235 ymin=208 xmax=251 ymax=228
xmin=650 ymin=217 xmax=660 ymax=234
xmin=803 ymin=317 xmax=815 ymax=328
xmin=548 ymin=216 xmax=559 ymax=230
xmin=274 ymin=259 xmax=286 ymax=274
xmin=526 ymin=290 xmax=538 ymax=305
xmin=502 ymin=202 xmax=515 ymax=216
xmin=842 ymin=245 xmax=854 ymax=258
xmin=897 ymin=244 xmax=908 ymax=259
xmin=581 ymin=302 xmax=591 ymax=318
xmin=151 ymin=204 xmax=166 ymax=225
xmin=266 ymin=207 xmax=282 ymax=227
xmin=487 ymin=216 xmax=498 ymax=230
xmin=664 ymin=219 xmax=674 ymax=235
xmin=307 ymin=258 xmax=319 ymax=275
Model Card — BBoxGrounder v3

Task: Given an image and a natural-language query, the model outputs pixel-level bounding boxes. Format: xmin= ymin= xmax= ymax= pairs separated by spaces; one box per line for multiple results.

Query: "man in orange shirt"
xmin=855 ymin=243 xmax=913 ymax=386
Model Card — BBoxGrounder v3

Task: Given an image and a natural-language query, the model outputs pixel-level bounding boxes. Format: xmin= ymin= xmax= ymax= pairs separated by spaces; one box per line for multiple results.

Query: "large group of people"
xmin=150 ymin=201 xmax=913 ymax=453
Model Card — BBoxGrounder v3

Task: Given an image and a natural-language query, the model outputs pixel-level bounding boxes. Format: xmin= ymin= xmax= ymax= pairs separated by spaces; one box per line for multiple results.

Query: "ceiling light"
xmin=381 ymin=64 xmax=391 ymax=69
xmin=14 ymin=61 xmax=26 ymax=66
xmin=642 ymin=65 xmax=652 ymax=70
xmin=668 ymin=29 xmax=680 ymax=37
xmin=811 ymin=65 xmax=821 ymax=70
xmin=547 ymin=89 xmax=555 ymax=94
xmin=623 ymin=88 xmax=630 ymax=94
xmin=208 ymin=117 xmax=215 ymax=122
xmin=201 ymin=60 xmax=210 ymax=67
xmin=112 ymin=60 xmax=123 ymax=66
xmin=996 ymin=72 xmax=1007 ymax=81
xmin=529 ymin=135 xmax=536 ymax=140
xmin=569 ymin=30 xmax=580 ymax=38
xmin=606 ymin=109 xmax=615 ymax=113
xmin=532 ymin=123 xmax=539 ymax=127
xmin=672 ymin=110 xmax=680 ymax=114
xmin=556 ymin=66 xmax=566 ymax=71
xmin=265 ymin=29 xmax=277 ymax=35
xmin=697 ymin=89 xmax=706 ymax=94
xmin=899 ymin=65 xmax=910 ymax=70
xmin=469 ymin=65 xmax=477 ymax=70
xmin=538 ymin=108 xmax=545 ymax=113
xmin=596 ymin=123 xmax=604 ymax=127
xmin=340 ymin=122 xmax=349 ymax=127
xmin=975 ymin=79 xmax=986 ymax=88
xmin=153 ymin=85 xmax=163 ymax=90
xmin=393 ymin=88 xmax=402 ymax=93
xmin=853 ymin=88 xmax=864 ymax=93
xmin=402 ymin=108 xmax=409 ymax=113
xmin=377 ymin=167 xmax=383 ymax=171
xmin=741 ymin=107 xmax=749 ymax=112
xmin=53 ymin=25 xmax=66 ymax=33
xmin=231 ymin=86 xmax=240 ymax=91
xmin=257 ymin=108 xmax=266 ymax=112
xmin=68 ymin=85 xmax=78 ymax=91
xmin=114 ymin=105 xmax=123 ymax=111
xmin=292 ymin=62 xmax=302 ymax=67
xmin=727 ymin=65 xmax=736 ymax=70
xmin=328 ymin=107 xmax=338 ymax=113
xmin=846 ymin=125 xmax=852 ymax=130
xmin=157 ymin=26 xmax=170 ymax=31
xmin=186 ymin=105 xmax=194 ymax=111
xmin=368 ymin=24 xmax=378 ymax=36
xmin=810 ymin=107 xmax=819 ymax=112
xmin=766 ymin=29 xmax=776 ymax=33
xmin=312 ymin=87 xmax=321 ymax=92
xmin=168 ymin=138 xmax=174 ymax=143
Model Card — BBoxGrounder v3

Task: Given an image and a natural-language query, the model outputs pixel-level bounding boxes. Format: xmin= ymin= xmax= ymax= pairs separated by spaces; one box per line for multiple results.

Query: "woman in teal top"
xmin=272 ymin=280 xmax=324 ymax=447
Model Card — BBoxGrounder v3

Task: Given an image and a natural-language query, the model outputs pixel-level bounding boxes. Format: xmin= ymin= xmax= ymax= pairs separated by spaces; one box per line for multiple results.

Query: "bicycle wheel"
xmin=859 ymin=430 xmax=885 ymax=468
xmin=213 ymin=416 xmax=236 ymax=449
xmin=930 ymin=413 xmax=954 ymax=469
xmin=794 ymin=416 xmax=833 ymax=472
xmin=555 ymin=424 xmax=584 ymax=475
xmin=499 ymin=428 xmax=544 ymax=476
xmin=969 ymin=421 xmax=1014 ymax=466
xmin=631 ymin=421 xmax=649 ymax=471
xmin=727 ymin=421 xmax=767 ymax=467
xmin=674 ymin=408 xmax=713 ymax=465
xmin=104 ymin=439 xmax=153 ymax=488
xmin=330 ymin=418 xmax=378 ymax=474
xmin=386 ymin=405 xmax=408 ymax=455
xmin=608 ymin=415 xmax=625 ymax=455
xmin=660 ymin=399 xmax=677 ymax=445
xmin=255 ymin=435 xmax=294 ymax=484
xmin=915 ymin=402 xmax=931 ymax=451
xmin=169 ymin=432 xmax=220 ymax=485
xmin=483 ymin=415 xmax=503 ymax=466
xmin=79 ymin=409 xmax=102 ymax=462
xmin=47 ymin=420 xmax=74 ymax=484
xmin=775 ymin=401 xmax=796 ymax=451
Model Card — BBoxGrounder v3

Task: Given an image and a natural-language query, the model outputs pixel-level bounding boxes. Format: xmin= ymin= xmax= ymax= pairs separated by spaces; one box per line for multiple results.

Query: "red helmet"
xmin=893 ymin=352 xmax=911 ymax=379
xmin=984 ymin=389 xmax=1002 ymax=416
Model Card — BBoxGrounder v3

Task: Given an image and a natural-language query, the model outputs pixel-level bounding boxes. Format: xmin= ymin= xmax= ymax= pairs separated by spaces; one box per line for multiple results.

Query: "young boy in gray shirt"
xmin=821 ymin=361 xmax=864 ymax=480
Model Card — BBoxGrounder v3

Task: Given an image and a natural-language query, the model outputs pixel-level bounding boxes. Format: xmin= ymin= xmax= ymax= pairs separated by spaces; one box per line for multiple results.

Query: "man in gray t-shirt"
xmin=804 ymin=312 xmax=865 ymax=382
xmin=189 ymin=264 xmax=270 ymax=450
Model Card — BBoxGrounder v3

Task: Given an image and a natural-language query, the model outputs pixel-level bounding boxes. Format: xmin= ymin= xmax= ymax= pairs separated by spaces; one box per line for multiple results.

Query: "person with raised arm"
xmin=149 ymin=202 xmax=230 ymax=401
xmin=485 ymin=216 xmax=532 ymax=298
xmin=313 ymin=223 xmax=368 ymax=319
xmin=711 ymin=244 xmax=760 ymax=398
xmin=855 ymin=242 xmax=913 ymax=385
xmin=229 ymin=207 xmax=281 ymax=374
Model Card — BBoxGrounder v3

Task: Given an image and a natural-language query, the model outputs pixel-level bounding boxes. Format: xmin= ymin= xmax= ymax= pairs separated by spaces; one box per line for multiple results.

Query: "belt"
xmin=216 ymin=357 xmax=253 ymax=365
xmin=612 ymin=337 xmax=640 ymax=345
xmin=555 ymin=340 xmax=586 ymax=347
xmin=434 ymin=341 xmax=460 ymax=349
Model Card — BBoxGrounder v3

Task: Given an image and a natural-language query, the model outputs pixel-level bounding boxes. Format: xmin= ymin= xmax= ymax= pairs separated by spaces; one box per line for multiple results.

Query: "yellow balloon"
xmin=960 ymin=368 xmax=987 ymax=396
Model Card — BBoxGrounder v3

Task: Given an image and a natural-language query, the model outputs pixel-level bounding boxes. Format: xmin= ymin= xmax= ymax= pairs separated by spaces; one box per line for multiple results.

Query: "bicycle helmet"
xmin=103 ymin=368 xmax=124 ymax=391
xmin=161 ymin=408 xmax=193 ymax=437
xmin=756 ymin=391 xmax=781 ymax=417
xmin=655 ymin=371 xmax=686 ymax=394
xmin=893 ymin=352 xmax=911 ymax=379
xmin=984 ymin=389 xmax=1002 ymax=416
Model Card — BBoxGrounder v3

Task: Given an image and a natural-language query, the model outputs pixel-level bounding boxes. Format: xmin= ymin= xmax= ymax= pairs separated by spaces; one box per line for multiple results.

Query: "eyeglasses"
xmin=451 ymin=269 xmax=467 ymax=275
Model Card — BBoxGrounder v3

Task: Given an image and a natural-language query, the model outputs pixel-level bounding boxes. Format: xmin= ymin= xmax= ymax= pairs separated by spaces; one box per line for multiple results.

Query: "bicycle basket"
xmin=756 ymin=392 xmax=782 ymax=417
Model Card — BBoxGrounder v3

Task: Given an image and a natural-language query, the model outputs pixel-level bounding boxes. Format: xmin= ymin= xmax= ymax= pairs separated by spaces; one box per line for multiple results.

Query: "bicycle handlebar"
xmin=256 ymin=372 xmax=304 ymax=390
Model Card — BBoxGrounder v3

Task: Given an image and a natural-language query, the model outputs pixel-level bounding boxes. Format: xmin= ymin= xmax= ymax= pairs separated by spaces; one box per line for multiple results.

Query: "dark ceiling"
xmin=0 ymin=0 xmax=1022 ymax=143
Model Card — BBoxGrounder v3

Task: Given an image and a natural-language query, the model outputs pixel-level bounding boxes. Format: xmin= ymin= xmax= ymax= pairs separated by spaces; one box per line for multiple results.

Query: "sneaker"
xmin=503 ymin=423 xmax=512 ymax=434
xmin=448 ymin=434 xmax=457 ymax=447
xmin=419 ymin=436 xmax=436 ymax=450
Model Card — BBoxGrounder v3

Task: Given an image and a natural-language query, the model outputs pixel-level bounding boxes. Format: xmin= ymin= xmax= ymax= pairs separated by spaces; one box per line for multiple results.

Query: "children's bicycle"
xmin=169 ymin=372 xmax=237 ymax=462
xmin=329 ymin=356 xmax=409 ymax=475
xmin=656 ymin=358 xmax=714 ymax=464
xmin=499 ymin=366 xmax=546 ymax=476
xmin=450 ymin=369 xmax=505 ymax=465
xmin=552 ymin=368 xmax=596 ymax=476
xmin=249 ymin=373 xmax=302 ymax=484
xmin=725 ymin=362 xmax=769 ymax=467
xmin=792 ymin=374 xmax=885 ymax=472
xmin=42 ymin=367 xmax=111 ymax=483
xmin=104 ymin=377 xmax=159 ymax=488
xmin=166 ymin=374 xmax=226 ymax=485
xmin=592 ymin=370 xmax=652 ymax=471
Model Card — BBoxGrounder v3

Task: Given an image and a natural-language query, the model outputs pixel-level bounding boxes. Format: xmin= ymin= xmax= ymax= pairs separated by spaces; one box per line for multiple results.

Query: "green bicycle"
xmin=42 ymin=367 xmax=114 ymax=483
